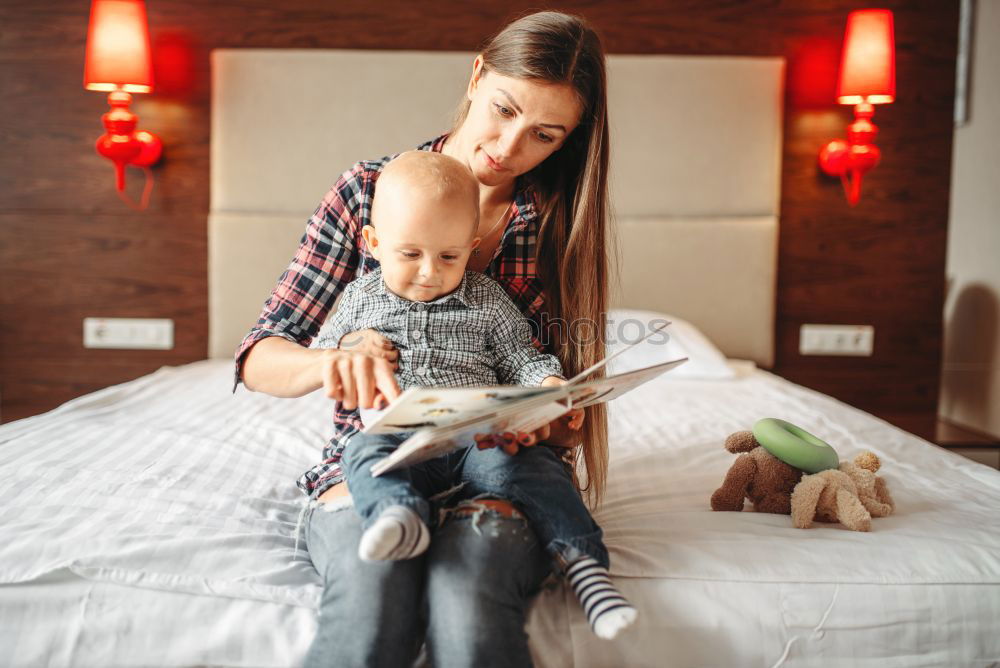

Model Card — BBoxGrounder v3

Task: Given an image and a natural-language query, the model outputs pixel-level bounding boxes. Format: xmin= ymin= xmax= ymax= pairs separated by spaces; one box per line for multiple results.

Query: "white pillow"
xmin=605 ymin=308 xmax=735 ymax=379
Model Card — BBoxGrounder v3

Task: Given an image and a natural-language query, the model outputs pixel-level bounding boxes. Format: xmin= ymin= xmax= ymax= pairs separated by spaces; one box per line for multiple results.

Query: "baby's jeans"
xmin=457 ymin=441 xmax=610 ymax=572
xmin=341 ymin=430 xmax=610 ymax=572
xmin=341 ymin=430 xmax=434 ymax=529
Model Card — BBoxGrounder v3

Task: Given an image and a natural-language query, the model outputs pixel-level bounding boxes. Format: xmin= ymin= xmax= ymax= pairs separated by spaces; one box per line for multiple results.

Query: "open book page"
xmin=562 ymin=357 xmax=688 ymax=409
xmin=369 ymin=394 xmax=571 ymax=477
xmin=369 ymin=356 xmax=688 ymax=476
xmin=362 ymin=384 xmax=565 ymax=435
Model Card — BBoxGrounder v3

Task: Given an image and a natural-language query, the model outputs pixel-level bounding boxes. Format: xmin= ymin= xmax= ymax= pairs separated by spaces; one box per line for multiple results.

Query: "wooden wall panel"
xmin=0 ymin=0 xmax=958 ymax=440
xmin=0 ymin=211 xmax=207 ymax=421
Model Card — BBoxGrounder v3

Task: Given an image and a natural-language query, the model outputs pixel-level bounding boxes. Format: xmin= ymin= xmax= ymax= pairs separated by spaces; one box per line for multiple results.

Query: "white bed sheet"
xmin=1 ymin=360 xmax=998 ymax=667
xmin=531 ymin=360 xmax=1000 ymax=668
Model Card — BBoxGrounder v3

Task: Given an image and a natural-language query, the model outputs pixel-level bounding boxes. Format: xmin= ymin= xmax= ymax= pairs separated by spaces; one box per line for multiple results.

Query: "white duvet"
xmin=0 ymin=359 xmax=998 ymax=667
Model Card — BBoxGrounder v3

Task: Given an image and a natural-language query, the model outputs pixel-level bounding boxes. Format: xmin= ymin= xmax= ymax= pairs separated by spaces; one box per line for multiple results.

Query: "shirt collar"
xmin=373 ymin=268 xmax=474 ymax=308
xmin=506 ymin=175 xmax=540 ymax=230
xmin=429 ymin=134 xmax=449 ymax=153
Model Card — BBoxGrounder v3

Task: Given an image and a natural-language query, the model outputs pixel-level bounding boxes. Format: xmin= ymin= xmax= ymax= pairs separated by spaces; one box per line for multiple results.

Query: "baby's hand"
xmin=541 ymin=376 xmax=586 ymax=447
xmin=559 ymin=406 xmax=585 ymax=431
xmin=542 ymin=376 xmax=584 ymax=431
xmin=339 ymin=328 xmax=399 ymax=370
xmin=540 ymin=375 xmax=565 ymax=388
xmin=540 ymin=376 xmax=585 ymax=431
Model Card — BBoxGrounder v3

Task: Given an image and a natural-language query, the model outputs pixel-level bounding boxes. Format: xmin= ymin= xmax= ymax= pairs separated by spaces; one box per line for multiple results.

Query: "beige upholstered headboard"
xmin=209 ymin=49 xmax=783 ymax=366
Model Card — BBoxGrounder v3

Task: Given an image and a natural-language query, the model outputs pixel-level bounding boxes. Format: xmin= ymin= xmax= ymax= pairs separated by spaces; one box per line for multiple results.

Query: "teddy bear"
xmin=790 ymin=451 xmax=895 ymax=532
xmin=710 ymin=430 xmax=804 ymax=514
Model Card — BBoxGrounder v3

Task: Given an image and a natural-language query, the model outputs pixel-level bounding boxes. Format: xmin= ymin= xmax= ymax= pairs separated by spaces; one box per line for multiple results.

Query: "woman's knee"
xmin=449 ymin=497 xmax=522 ymax=519
xmin=427 ymin=505 xmax=549 ymax=599
xmin=423 ymin=508 xmax=549 ymax=666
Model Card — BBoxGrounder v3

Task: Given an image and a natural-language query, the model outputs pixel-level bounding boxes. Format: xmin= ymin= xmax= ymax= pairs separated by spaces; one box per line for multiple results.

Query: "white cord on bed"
xmin=770 ymin=584 xmax=840 ymax=668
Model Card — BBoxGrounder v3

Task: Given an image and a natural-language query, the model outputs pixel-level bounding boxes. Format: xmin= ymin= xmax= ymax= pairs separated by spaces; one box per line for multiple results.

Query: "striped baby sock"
xmin=357 ymin=505 xmax=430 ymax=562
xmin=566 ymin=556 xmax=638 ymax=640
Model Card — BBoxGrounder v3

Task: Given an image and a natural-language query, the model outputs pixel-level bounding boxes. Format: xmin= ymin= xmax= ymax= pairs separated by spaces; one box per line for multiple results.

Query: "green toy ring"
xmin=751 ymin=418 xmax=839 ymax=473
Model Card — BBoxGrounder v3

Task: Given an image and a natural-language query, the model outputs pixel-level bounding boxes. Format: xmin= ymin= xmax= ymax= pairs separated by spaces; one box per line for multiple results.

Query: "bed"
xmin=1 ymin=49 xmax=998 ymax=668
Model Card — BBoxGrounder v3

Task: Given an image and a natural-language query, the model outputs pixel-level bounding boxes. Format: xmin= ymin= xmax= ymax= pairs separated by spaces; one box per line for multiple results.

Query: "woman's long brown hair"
xmin=451 ymin=11 xmax=614 ymax=507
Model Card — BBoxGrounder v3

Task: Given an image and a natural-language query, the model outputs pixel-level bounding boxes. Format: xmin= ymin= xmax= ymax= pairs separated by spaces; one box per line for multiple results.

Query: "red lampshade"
xmin=836 ymin=9 xmax=895 ymax=105
xmin=84 ymin=0 xmax=154 ymax=93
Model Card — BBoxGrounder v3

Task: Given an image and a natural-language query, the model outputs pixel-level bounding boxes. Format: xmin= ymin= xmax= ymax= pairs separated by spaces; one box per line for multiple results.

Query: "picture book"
xmin=366 ymin=322 xmax=686 ymax=476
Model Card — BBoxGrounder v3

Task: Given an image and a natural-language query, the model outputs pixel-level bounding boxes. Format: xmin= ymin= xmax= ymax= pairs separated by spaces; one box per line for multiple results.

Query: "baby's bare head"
xmin=365 ymin=152 xmax=482 ymax=302
xmin=372 ymin=151 xmax=480 ymax=239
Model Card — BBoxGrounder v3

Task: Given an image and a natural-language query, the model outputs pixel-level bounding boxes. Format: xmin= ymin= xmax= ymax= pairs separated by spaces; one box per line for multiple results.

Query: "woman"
xmin=236 ymin=11 xmax=612 ymax=667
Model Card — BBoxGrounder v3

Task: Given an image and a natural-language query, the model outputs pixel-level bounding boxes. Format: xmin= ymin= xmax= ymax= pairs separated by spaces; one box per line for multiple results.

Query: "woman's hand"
xmin=473 ymin=376 xmax=585 ymax=455
xmin=319 ymin=348 xmax=401 ymax=411
xmin=338 ymin=328 xmax=399 ymax=369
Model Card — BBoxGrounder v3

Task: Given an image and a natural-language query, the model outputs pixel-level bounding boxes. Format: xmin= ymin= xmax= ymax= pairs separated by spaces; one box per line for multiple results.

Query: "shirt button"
xmin=416 ymin=366 xmax=428 ymax=376
xmin=412 ymin=331 xmax=422 ymax=340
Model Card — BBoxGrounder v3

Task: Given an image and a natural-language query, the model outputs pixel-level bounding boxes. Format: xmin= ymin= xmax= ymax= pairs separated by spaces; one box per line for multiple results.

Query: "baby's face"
xmin=365 ymin=186 xmax=480 ymax=302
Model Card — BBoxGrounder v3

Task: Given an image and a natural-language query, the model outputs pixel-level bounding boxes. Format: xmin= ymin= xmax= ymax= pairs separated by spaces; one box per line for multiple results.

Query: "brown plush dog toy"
xmin=710 ymin=431 xmax=804 ymax=514
xmin=790 ymin=451 xmax=895 ymax=532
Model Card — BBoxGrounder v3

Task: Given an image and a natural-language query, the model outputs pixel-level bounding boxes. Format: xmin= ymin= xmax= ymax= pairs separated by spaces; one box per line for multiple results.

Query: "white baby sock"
xmin=566 ymin=556 xmax=638 ymax=640
xmin=358 ymin=505 xmax=430 ymax=562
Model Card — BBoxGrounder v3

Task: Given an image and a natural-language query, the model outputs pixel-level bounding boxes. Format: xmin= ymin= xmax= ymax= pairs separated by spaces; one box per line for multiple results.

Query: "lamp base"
xmin=95 ymin=90 xmax=162 ymax=192
xmin=818 ymin=103 xmax=881 ymax=206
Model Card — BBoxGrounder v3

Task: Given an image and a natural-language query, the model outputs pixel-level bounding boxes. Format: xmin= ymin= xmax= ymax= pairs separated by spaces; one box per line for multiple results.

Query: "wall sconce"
xmin=818 ymin=9 xmax=896 ymax=206
xmin=84 ymin=0 xmax=162 ymax=206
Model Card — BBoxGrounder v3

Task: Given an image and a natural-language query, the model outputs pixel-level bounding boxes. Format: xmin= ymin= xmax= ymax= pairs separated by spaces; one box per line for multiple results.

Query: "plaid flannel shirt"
xmin=233 ymin=135 xmax=554 ymax=497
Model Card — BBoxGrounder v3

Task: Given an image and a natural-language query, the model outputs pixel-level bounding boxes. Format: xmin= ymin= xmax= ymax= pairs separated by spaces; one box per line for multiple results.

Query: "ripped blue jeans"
xmin=341 ymin=430 xmax=609 ymax=571
xmin=303 ymin=489 xmax=551 ymax=667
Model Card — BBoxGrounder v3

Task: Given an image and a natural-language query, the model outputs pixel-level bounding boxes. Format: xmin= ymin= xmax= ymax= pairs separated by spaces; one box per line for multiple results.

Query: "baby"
xmin=316 ymin=150 xmax=636 ymax=639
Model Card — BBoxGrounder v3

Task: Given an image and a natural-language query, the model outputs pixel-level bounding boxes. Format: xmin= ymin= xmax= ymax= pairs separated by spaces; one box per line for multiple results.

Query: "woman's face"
xmin=456 ymin=57 xmax=584 ymax=188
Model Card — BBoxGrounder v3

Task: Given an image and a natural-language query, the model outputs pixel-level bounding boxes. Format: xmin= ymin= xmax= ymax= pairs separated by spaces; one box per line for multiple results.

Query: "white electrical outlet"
xmin=83 ymin=318 xmax=174 ymax=350
xmin=799 ymin=324 xmax=874 ymax=356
